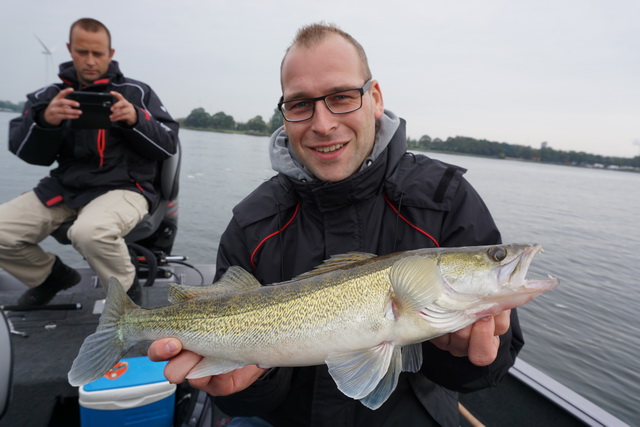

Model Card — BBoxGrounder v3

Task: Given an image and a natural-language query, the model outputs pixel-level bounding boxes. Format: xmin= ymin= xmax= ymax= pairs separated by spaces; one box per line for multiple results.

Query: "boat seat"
xmin=50 ymin=144 xmax=181 ymax=285
xmin=0 ymin=310 xmax=12 ymax=420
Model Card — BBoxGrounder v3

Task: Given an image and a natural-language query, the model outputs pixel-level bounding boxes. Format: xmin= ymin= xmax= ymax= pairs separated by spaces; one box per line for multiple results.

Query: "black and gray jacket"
xmin=8 ymin=60 xmax=179 ymax=210
xmin=214 ymin=111 xmax=523 ymax=426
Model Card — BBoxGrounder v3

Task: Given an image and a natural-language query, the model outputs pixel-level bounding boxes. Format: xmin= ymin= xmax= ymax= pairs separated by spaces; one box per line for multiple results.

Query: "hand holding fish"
xmin=148 ymin=338 xmax=268 ymax=396
xmin=69 ymin=244 xmax=559 ymax=410
xmin=431 ymin=309 xmax=511 ymax=366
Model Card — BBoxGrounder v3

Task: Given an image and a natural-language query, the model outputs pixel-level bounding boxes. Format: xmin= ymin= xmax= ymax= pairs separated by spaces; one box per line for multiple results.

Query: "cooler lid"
xmin=83 ymin=356 xmax=169 ymax=392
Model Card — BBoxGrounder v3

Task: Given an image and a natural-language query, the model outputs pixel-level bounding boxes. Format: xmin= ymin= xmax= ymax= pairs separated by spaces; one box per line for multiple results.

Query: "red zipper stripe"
xmin=250 ymin=202 xmax=301 ymax=268
xmin=384 ymin=194 xmax=440 ymax=247
xmin=97 ymin=129 xmax=106 ymax=166
xmin=45 ymin=195 xmax=63 ymax=206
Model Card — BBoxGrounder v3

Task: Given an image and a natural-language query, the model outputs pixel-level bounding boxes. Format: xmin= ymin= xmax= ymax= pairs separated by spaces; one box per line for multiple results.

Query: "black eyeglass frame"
xmin=278 ymin=79 xmax=373 ymax=123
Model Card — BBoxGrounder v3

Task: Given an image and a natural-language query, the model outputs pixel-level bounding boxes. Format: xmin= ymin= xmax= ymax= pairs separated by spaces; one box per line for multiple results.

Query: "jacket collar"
xmin=58 ymin=60 xmax=123 ymax=89
xmin=285 ymin=118 xmax=408 ymax=212
xmin=232 ymin=116 xmax=409 ymax=226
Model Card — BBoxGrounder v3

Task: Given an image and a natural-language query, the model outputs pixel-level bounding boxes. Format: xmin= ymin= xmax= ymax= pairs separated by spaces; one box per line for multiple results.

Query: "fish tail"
xmin=67 ymin=277 xmax=138 ymax=386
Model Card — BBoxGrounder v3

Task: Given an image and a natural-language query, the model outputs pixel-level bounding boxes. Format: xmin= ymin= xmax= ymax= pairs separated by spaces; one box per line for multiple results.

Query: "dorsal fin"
xmin=168 ymin=266 xmax=261 ymax=303
xmin=293 ymin=252 xmax=377 ymax=280
xmin=389 ymin=255 xmax=443 ymax=314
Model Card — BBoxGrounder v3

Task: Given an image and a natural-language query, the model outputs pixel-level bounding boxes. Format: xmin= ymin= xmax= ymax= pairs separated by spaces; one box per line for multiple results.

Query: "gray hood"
xmin=269 ymin=109 xmax=401 ymax=182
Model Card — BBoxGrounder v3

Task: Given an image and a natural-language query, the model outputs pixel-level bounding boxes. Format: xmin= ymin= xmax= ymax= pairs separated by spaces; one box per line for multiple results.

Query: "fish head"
xmin=436 ymin=243 xmax=559 ymax=314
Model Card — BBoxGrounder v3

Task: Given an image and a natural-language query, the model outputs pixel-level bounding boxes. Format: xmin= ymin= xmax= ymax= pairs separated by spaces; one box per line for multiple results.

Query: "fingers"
xmin=164 ymin=350 xmax=204 ymax=384
xmin=494 ymin=309 xmax=511 ymax=336
xmin=467 ymin=316 xmax=500 ymax=366
xmin=43 ymin=89 xmax=137 ymax=127
xmin=43 ymin=88 xmax=81 ymax=126
xmin=54 ymin=87 xmax=76 ymax=101
xmin=109 ymin=91 xmax=137 ymax=126
xmin=147 ymin=338 xmax=201 ymax=384
xmin=110 ymin=91 xmax=125 ymax=102
xmin=431 ymin=325 xmax=472 ymax=357
xmin=147 ymin=337 xmax=182 ymax=361
xmin=147 ymin=336 xmax=268 ymax=396
xmin=429 ymin=310 xmax=512 ymax=366
xmin=466 ymin=310 xmax=512 ymax=366
xmin=204 ymin=365 xmax=268 ymax=396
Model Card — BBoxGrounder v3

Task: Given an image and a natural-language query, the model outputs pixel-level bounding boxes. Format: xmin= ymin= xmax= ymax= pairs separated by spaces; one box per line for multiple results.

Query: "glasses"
xmin=278 ymin=79 xmax=373 ymax=122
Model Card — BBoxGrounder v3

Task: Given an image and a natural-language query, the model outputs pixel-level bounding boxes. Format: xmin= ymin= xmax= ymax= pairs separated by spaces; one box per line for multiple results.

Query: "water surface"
xmin=1 ymin=112 xmax=637 ymax=424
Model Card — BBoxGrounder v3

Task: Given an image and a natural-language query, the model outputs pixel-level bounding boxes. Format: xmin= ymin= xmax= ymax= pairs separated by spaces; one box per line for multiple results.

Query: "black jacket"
xmin=214 ymin=119 xmax=523 ymax=426
xmin=8 ymin=60 xmax=179 ymax=210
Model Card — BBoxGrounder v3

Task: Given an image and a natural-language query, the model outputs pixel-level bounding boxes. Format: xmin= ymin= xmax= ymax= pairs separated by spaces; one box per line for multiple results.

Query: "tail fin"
xmin=67 ymin=277 xmax=138 ymax=386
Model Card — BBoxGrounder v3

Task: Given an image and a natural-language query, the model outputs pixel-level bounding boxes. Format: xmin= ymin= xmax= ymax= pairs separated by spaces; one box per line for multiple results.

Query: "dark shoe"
xmin=17 ymin=256 xmax=81 ymax=306
xmin=126 ymin=276 xmax=142 ymax=305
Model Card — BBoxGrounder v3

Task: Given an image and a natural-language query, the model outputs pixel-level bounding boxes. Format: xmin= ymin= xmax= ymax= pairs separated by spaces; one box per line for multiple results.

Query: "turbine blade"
xmin=34 ymin=34 xmax=52 ymax=55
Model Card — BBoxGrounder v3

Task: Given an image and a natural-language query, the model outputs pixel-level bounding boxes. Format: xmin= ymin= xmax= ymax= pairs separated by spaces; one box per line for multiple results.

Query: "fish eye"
xmin=487 ymin=246 xmax=507 ymax=262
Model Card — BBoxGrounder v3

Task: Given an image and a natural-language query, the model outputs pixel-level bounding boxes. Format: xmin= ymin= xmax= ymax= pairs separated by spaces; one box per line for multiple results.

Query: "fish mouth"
xmin=524 ymin=276 xmax=560 ymax=291
xmin=500 ymin=244 xmax=559 ymax=292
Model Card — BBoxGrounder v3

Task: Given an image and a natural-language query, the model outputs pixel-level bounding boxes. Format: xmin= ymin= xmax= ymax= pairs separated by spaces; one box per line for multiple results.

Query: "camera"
xmin=67 ymin=91 xmax=115 ymax=129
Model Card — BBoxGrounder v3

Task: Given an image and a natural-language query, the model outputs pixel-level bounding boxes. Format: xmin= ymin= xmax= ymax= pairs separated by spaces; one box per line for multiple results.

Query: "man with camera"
xmin=0 ymin=17 xmax=179 ymax=305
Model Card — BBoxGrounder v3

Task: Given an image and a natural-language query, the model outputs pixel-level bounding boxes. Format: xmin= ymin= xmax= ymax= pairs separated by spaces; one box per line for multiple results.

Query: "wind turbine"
xmin=34 ymin=34 xmax=56 ymax=85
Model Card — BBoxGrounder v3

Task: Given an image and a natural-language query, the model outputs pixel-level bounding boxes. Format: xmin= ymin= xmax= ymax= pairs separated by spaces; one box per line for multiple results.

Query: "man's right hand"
xmin=147 ymin=338 xmax=268 ymax=396
xmin=42 ymin=88 xmax=81 ymax=126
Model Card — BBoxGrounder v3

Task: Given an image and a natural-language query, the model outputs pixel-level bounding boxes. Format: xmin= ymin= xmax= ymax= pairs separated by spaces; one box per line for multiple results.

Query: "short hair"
xmin=281 ymin=22 xmax=372 ymax=83
xmin=69 ymin=18 xmax=112 ymax=49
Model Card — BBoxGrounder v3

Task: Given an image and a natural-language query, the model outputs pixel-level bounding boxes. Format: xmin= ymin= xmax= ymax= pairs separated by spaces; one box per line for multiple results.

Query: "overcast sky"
xmin=1 ymin=0 xmax=638 ymax=157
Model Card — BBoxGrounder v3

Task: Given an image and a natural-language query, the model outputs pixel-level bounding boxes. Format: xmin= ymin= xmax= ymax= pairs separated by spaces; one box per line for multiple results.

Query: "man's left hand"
xmin=110 ymin=91 xmax=138 ymax=126
xmin=430 ymin=309 xmax=511 ymax=366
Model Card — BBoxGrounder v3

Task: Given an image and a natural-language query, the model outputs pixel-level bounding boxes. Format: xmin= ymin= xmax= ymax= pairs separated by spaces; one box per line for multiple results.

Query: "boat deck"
xmin=0 ymin=264 xmax=214 ymax=427
xmin=1 ymin=265 xmax=626 ymax=426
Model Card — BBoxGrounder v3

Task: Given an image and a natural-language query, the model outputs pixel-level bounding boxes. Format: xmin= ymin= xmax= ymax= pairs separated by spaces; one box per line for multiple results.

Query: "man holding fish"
xmin=146 ymin=23 xmax=527 ymax=425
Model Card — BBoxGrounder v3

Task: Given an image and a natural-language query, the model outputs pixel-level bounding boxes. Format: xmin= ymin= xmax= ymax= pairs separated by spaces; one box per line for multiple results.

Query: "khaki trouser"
xmin=0 ymin=190 xmax=148 ymax=290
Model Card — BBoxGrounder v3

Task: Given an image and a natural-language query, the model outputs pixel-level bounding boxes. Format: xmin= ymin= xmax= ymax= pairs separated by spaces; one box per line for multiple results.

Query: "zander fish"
xmin=68 ymin=244 xmax=558 ymax=409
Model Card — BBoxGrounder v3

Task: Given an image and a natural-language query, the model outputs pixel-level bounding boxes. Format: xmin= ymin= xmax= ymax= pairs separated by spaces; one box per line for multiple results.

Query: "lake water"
xmin=1 ymin=111 xmax=638 ymax=424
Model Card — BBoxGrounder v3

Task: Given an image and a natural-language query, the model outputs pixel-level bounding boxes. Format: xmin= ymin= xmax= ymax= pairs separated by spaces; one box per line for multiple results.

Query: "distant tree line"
xmin=182 ymin=107 xmax=283 ymax=136
xmin=408 ymin=135 xmax=640 ymax=169
xmin=0 ymin=100 xmax=24 ymax=112
xmin=181 ymin=106 xmax=638 ymax=169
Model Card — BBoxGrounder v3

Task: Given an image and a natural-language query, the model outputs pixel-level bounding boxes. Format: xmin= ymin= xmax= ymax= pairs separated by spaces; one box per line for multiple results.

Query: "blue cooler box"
xmin=79 ymin=356 xmax=176 ymax=427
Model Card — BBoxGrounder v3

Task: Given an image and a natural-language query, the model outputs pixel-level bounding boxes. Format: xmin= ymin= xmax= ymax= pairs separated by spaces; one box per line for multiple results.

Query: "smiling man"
xmin=278 ymin=33 xmax=383 ymax=182
xmin=149 ymin=23 xmax=522 ymax=426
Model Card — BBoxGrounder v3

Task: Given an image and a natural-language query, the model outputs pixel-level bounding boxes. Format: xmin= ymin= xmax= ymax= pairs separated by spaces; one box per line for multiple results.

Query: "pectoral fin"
xmin=185 ymin=357 xmax=246 ymax=379
xmin=326 ymin=342 xmax=394 ymax=400
xmin=389 ymin=256 xmax=444 ymax=315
